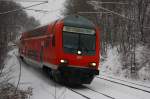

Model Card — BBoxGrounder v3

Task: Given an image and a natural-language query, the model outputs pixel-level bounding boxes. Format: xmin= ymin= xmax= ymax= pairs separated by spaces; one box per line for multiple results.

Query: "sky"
xmin=17 ymin=0 xmax=66 ymax=25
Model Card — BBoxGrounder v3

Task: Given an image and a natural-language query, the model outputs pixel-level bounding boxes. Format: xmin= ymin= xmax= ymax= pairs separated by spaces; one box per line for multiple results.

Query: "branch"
xmin=88 ymin=1 xmax=129 ymax=5
xmin=0 ymin=0 xmax=48 ymax=2
xmin=0 ymin=1 xmax=48 ymax=15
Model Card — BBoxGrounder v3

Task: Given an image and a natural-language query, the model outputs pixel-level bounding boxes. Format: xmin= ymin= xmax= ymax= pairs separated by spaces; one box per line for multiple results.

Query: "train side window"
xmin=52 ymin=35 xmax=55 ymax=47
xmin=51 ymin=20 xmax=58 ymax=47
xmin=44 ymin=37 xmax=50 ymax=48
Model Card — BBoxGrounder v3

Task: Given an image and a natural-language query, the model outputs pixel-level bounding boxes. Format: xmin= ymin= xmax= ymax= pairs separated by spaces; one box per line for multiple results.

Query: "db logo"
xmin=77 ymin=56 xmax=82 ymax=60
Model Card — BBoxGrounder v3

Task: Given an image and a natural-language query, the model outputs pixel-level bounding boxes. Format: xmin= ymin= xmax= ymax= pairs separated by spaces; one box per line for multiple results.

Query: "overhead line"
xmin=0 ymin=1 xmax=48 ymax=15
xmin=26 ymin=8 xmax=49 ymax=13
xmin=143 ymin=27 xmax=150 ymax=29
xmin=88 ymin=1 xmax=128 ymax=5
xmin=25 ymin=8 xmax=62 ymax=13
xmin=0 ymin=0 xmax=48 ymax=2
xmin=78 ymin=11 xmax=112 ymax=14
xmin=97 ymin=6 xmax=134 ymax=21
xmin=87 ymin=1 xmax=133 ymax=21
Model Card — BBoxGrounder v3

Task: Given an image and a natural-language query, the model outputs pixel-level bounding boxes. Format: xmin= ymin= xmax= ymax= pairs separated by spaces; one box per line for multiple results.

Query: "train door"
xmin=40 ymin=41 xmax=44 ymax=63
xmin=47 ymin=21 xmax=57 ymax=64
xmin=40 ymin=46 xmax=44 ymax=63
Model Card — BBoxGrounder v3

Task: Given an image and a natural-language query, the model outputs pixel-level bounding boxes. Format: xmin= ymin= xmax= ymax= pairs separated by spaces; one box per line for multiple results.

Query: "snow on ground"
xmin=98 ymin=75 xmax=150 ymax=92
xmin=4 ymin=48 xmax=150 ymax=99
xmin=88 ymin=77 xmax=150 ymax=99
xmin=5 ymin=49 xmax=85 ymax=99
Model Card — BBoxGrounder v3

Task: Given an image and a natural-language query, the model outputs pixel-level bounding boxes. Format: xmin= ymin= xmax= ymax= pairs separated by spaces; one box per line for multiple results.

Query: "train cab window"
xmin=63 ymin=26 xmax=96 ymax=55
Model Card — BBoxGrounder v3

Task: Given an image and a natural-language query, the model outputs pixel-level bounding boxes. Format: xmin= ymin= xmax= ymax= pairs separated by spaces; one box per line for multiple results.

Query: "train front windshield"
xmin=63 ymin=26 xmax=96 ymax=55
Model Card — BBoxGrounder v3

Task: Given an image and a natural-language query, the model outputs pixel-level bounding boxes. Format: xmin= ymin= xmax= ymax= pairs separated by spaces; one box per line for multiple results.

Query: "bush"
xmin=0 ymin=83 xmax=32 ymax=99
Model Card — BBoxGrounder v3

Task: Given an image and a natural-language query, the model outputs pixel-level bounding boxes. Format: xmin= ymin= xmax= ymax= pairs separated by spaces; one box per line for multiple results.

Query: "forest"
xmin=0 ymin=1 xmax=39 ymax=98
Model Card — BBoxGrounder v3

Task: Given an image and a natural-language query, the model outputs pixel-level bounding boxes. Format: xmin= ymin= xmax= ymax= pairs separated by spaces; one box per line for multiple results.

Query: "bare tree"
xmin=0 ymin=1 xmax=40 ymax=68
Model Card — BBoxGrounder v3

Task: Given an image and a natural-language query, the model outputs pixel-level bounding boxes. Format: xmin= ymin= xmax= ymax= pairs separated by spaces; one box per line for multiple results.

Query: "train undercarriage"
xmin=42 ymin=65 xmax=99 ymax=85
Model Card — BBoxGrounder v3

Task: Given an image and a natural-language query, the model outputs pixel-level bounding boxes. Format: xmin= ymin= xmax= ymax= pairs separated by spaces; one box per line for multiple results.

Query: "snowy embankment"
xmin=100 ymin=45 xmax=150 ymax=85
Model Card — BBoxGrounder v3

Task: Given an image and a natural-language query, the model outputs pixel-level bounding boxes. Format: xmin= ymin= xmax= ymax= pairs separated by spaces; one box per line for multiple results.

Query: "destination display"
xmin=63 ymin=26 xmax=95 ymax=35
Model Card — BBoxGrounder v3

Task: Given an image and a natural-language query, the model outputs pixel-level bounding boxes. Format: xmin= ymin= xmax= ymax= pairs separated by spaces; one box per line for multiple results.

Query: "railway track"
xmin=67 ymin=87 xmax=91 ymax=99
xmin=96 ymin=76 xmax=150 ymax=94
xmin=67 ymin=86 xmax=116 ymax=99
xmin=99 ymin=75 xmax=150 ymax=89
xmin=83 ymin=86 xmax=115 ymax=99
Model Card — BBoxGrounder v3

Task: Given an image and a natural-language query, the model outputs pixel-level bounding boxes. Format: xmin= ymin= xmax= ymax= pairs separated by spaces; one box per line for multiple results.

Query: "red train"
xmin=19 ymin=15 xmax=100 ymax=84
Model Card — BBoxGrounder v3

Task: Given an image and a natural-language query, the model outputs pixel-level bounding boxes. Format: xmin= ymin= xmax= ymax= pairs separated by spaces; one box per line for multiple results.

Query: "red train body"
xmin=19 ymin=15 xmax=100 ymax=84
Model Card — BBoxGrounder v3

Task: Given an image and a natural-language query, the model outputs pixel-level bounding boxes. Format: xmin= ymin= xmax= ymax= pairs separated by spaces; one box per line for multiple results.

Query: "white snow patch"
xmin=137 ymin=45 xmax=150 ymax=81
xmin=100 ymin=47 xmax=122 ymax=76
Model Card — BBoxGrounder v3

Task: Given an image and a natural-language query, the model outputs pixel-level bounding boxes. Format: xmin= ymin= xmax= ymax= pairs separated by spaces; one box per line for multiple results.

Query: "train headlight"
xmin=60 ymin=59 xmax=68 ymax=64
xmin=77 ymin=50 xmax=82 ymax=55
xmin=89 ymin=62 xmax=97 ymax=67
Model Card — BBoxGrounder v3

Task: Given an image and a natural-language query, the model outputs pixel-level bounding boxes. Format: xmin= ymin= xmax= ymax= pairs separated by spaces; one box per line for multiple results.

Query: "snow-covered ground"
xmin=5 ymin=49 xmax=84 ymax=99
xmin=4 ymin=49 xmax=150 ymax=99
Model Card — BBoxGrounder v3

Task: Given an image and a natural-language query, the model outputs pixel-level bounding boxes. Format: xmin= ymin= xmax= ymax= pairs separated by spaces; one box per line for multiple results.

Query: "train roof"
xmin=64 ymin=15 xmax=95 ymax=29
xmin=22 ymin=15 xmax=96 ymax=38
